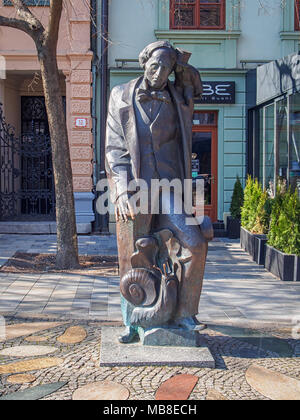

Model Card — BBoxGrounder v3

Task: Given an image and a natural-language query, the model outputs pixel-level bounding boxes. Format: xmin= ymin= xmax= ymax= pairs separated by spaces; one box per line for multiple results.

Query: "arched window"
xmin=170 ymin=0 xmax=226 ymax=30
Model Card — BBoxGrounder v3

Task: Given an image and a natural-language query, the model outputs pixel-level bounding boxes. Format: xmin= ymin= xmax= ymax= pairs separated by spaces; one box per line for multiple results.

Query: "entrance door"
xmin=192 ymin=111 xmax=218 ymax=222
xmin=20 ymin=96 xmax=55 ymax=219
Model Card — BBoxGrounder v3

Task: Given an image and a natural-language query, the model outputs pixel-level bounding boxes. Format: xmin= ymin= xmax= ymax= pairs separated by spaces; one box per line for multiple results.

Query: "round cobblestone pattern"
xmin=0 ymin=318 xmax=299 ymax=400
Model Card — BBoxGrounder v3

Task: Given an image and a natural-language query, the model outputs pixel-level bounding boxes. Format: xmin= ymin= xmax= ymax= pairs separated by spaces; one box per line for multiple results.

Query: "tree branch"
xmin=44 ymin=0 xmax=63 ymax=48
xmin=0 ymin=14 xmax=34 ymax=34
xmin=11 ymin=0 xmax=44 ymax=32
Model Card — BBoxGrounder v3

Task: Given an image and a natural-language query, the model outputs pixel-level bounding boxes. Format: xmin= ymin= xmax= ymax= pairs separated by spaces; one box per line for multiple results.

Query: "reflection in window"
xmin=276 ymin=98 xmax=288 ymax=182
xmin=265 ymin=104 xmax=275 ymax=189
xmin=290 ymin=94 xmax=300 ymax=197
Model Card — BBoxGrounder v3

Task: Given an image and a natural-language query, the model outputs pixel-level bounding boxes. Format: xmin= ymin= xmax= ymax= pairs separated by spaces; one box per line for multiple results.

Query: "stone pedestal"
xmin=138 ymin=327 xmax=199 ymax=347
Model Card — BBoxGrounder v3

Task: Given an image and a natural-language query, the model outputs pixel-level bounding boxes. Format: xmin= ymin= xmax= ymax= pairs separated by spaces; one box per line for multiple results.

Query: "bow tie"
xmin=136 ymin=88 xmax=171 ymax=104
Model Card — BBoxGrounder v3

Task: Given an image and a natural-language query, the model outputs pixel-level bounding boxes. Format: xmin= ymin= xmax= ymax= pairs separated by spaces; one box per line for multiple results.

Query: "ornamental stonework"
xmin=71 ymin=100 xmax=91 ymax=115
xmin=71 ymin=85 xmax=92 ymax=99
xmin=73 ymin=176 xmax=93 ymax=191
xmin=71 ymin=70 xmax=92 ymax=84
xmin=72 ymin=162 xmax=93 ymax=176
xmin=70 ymin=146 xmax=92 ymax=161
xmin=70 ymin=131 xmax=92 ymax=145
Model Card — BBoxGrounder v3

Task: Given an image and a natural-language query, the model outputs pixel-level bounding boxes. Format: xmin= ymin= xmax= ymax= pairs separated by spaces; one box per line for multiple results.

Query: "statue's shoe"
xmin=175 ymin=317 xmax=207 ymax=331
xmin=118 ymin=327 xmax=139 ymax=344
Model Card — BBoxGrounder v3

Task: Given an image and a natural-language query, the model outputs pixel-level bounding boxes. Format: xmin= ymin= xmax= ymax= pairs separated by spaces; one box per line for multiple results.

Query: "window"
xmin=253 ymin=94 xmax=300 ymax=198
xmin=170 ymin=0 xmax=226 ymax=30
xmin=295 ymin=0 xmax=300 ymax=30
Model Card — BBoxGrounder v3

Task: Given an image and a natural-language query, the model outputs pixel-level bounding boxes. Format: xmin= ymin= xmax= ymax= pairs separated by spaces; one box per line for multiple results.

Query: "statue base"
xmin=138 ymin=327 xmax=199 ymax=347
xmin=99 ymin=327 xmax=215 ymax=368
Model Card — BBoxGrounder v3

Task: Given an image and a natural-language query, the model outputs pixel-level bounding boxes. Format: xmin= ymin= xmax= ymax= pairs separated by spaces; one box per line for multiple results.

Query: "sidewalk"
xmin=0 ymin=235 xmax=299 ymax=324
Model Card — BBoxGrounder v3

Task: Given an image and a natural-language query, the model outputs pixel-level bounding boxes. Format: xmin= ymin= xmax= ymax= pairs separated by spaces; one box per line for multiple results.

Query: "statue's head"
xmin=139 ymin=41 xmax=177 ymax=90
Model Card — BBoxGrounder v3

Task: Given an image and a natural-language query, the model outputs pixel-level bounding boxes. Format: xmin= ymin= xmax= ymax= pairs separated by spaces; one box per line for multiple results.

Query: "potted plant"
xmin=265 ymin=184 xmax=300 ymax=281
xmin=227 ymin=176 xmax=244 ymax=239
xmin=240 ymin=176 xmax=261 ymax=258
xmin=251 ymin=189 xmax=272 ymax=265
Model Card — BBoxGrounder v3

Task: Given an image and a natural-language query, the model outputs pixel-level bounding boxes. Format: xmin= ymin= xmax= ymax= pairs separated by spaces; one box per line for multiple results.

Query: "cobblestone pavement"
xmin=0 ymin=318 xmax=299 ymax=400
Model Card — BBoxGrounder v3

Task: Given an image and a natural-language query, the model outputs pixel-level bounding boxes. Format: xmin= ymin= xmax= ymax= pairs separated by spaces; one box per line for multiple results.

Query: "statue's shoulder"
xmin=110 ymin=78 xmax=141 ymax=103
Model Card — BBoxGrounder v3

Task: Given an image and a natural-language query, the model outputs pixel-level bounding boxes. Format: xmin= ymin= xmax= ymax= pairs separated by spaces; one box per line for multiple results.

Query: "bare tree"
xmin=0 ymin=0 xmax=79 ymax=269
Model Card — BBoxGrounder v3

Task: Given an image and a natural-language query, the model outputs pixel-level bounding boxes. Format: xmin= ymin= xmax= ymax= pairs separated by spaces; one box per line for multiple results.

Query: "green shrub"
xmin=268 ymin=186 xmax=300 ymax=256
xmin=252 ymin=190 xmax=273 ymax=234
xmin=241 ymin=176 xmax=260 ymax=231
xmin=230 ymin=176 xmax=244 ymax=220
xmin=241 ymin=175 xmax=272 ymax=234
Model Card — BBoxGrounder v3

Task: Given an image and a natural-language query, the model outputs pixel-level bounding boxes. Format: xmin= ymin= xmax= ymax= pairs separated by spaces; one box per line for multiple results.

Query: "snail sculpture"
xmin=119 ymin=230 xmax=180 ymax=329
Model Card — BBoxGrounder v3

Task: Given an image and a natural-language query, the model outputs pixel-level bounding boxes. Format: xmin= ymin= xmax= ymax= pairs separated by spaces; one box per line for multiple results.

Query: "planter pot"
xmin=227 ymin=217 xmax=240 ymax=239
xmin=240 ymin=227 xmax=267 ymax=266
xmin=295 ymin=257 xmax=300 ymax=282
xmin=265 ymin=244 xmax=299 ymax=282
xmin=253 ymin=234 xmax=268 ymax=266
xmin=240 ymin=227 xmax=255 ymax=257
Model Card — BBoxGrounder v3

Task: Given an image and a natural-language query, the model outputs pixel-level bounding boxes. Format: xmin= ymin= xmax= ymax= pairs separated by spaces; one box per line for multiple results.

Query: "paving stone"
xmin=246 ymin=364 xmax=300 ymax=400
xmin=57 ymin=326 xmax=87 ymax=344
xmin=208 ymin=324 xmax=294 ymax=357
xmin=155 ymin=374 xmax=198 ymax=400
xmin=0 ymin=382 xmax=68 ymax=400
xmin=0 ymin=322 xmax=67 ymax=342
xmin=72 ymin=381 xmax=129 ymax=400
xmin=0 ymin=345 xmax=58 ymax=358
xmin=25 ymin=336 xmax=49 ymax=343
xmin=206 ymin=389 xmax=227 ymax=400
xmin=0 ymin=357 xmax=64 ymax=374
xmin=6 ymin=374 xmax=36 ymax=384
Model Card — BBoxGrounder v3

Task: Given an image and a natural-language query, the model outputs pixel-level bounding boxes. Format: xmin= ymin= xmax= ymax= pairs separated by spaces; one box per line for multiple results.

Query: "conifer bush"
xmin=268 ymin=186 xmax=300 ymax=256
xmin=230 ymin=175 xmax=244 ymax=220
xmin=241 ymin=176 xmax=272 ymax=234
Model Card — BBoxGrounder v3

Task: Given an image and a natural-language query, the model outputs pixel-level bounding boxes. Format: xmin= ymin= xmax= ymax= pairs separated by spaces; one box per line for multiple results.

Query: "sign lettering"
xmin=196 ymin=82 xmax=235 ymax=104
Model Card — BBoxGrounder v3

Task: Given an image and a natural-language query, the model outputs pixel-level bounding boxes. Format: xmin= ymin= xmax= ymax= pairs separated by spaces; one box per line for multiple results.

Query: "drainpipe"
xmin=98 ymin=0 xmax=109 ymax=233
xmin=91 ymin=0 xmax=100 ymax=232
xmin=91 ymin=0 xmax=109 ymax=233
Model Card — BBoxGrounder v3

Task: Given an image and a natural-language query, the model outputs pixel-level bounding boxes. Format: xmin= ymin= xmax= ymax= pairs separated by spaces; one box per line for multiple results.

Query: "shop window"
xmin=276 ymin=98 xmax=289 ymax=183
xmin=289 ymin=94 xmax=300 ymax=196
xmin=295 ymin=0 xmax=300 ymax=30
xmin=259 ymin=105 xmax=275 ymax=190
xmin=170 ymin=0 xmax=226 ymax=30
xmin=255 ymin=94 xmax=300 ymax=197
xmin=193 ymin=111 xmax=217 ymax=126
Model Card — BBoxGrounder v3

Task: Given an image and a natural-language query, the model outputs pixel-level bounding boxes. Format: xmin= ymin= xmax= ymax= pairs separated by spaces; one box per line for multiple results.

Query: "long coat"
xmin=105 ymin=76 xmax=193 ymax=204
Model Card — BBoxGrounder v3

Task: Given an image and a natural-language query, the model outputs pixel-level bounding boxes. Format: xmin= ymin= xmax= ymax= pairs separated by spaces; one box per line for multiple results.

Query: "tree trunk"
xmin=38 ymin=48 xmax=79 ymax=269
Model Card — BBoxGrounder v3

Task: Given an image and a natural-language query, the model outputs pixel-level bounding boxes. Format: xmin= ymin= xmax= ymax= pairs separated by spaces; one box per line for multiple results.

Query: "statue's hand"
xmin=115 ymin=193 xmax=137 ymax=222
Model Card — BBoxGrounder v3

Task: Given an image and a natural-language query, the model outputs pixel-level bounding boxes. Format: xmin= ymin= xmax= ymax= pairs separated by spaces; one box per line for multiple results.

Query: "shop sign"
xmin=195 ymin=82 xmax=235 ymax=104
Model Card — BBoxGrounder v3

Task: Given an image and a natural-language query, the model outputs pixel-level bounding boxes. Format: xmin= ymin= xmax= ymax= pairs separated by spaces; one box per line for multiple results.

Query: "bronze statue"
xmin=105 ymin=41 xmax=212 ymax=344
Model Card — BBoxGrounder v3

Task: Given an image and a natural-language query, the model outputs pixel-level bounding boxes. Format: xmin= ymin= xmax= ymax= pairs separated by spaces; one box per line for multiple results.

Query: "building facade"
xmin=95 ymin=0 xmax=300 ymax=233
xmin=0 ymin=0 xmax=94 ymax=233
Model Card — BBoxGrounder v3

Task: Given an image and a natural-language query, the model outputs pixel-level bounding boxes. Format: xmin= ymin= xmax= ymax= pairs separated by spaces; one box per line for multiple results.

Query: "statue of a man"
xmin=105 ymin=41 xmax=211 ymax=344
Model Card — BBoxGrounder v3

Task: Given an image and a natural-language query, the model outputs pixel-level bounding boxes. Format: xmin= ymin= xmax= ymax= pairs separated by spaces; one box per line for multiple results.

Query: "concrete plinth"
xmin=99 ymin=327 xmax=215 ymax=368
xmin=138 ymin=327 xmax=199 ymax=347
